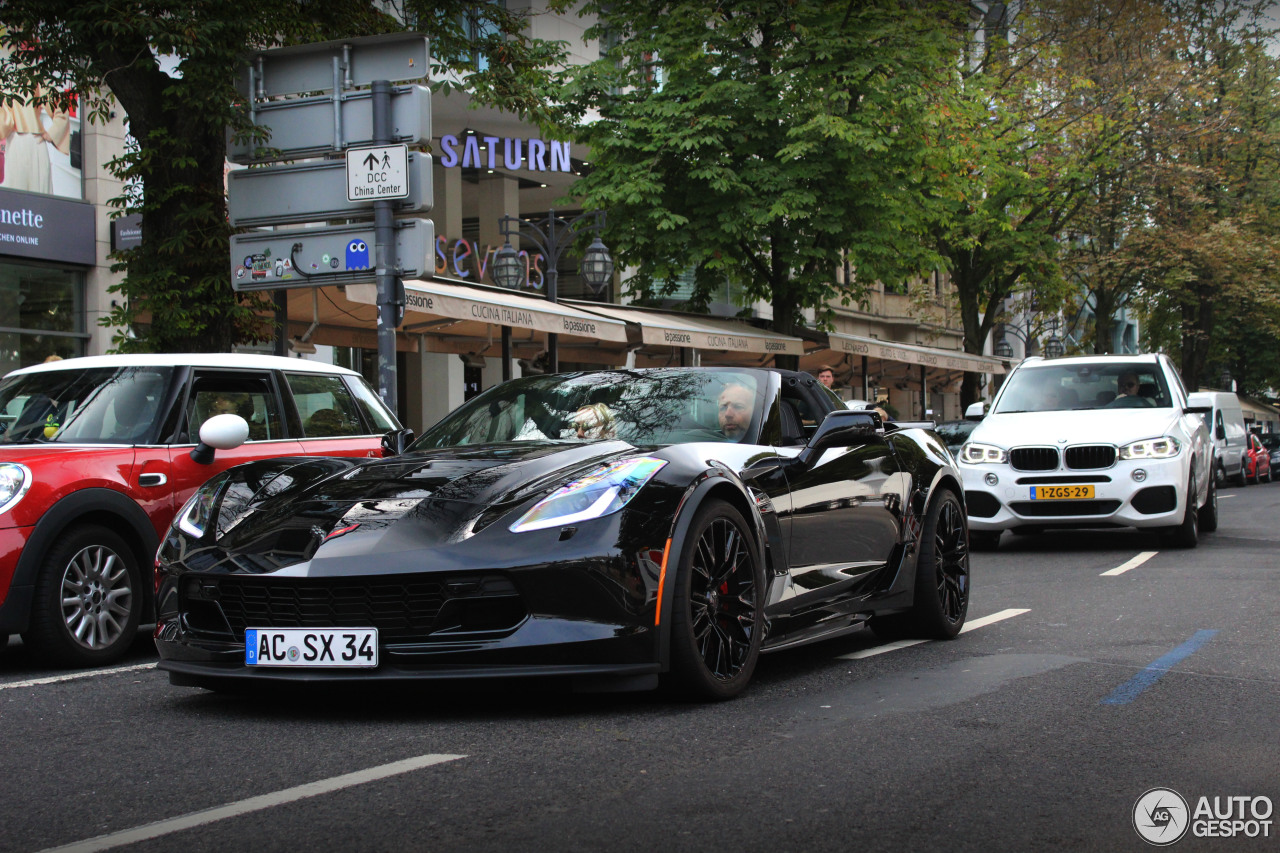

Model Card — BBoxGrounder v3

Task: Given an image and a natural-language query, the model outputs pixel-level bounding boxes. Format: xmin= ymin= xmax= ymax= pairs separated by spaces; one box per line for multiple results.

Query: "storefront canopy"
xmin=567 ymin=300 xmax=805 ymax=357
xmin=346 ymin=279 xmax=629 ymax=343
xmin=826 ymin=331 xmax=1008 ymax=375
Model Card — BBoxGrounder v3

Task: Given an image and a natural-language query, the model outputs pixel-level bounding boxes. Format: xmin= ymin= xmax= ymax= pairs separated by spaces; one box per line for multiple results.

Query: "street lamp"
xmin=1221 ymin=368 xmax=1233 ymax=391
xmin=494 ymin=209 xmax=614 ymax=373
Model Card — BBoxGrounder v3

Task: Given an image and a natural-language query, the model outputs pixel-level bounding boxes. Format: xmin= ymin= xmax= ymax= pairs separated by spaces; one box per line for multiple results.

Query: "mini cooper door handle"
xmin=139 ymin=473 xmax=168 ymax=487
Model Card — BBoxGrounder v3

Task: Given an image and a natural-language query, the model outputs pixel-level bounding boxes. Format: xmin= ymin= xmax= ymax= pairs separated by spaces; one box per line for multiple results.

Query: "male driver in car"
xmin=1116 ymin=372 xmax=1141 ymax=398
xmin=717 ymin=382 xmax=755 ymax=442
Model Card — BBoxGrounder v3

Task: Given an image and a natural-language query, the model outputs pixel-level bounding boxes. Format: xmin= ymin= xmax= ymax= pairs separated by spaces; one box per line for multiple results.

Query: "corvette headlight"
xmin=175 ymin=475 xmax=229 ymax=539
xmin=1119 ymin=437 xmax=1182 ymax=460
xmin=510 ymin=457 xmax=667 ymax=533
xmin=959 ymin=442 xmax=1008 ymax=465
xmin=0 ymin=463 xmax=31 ymax=515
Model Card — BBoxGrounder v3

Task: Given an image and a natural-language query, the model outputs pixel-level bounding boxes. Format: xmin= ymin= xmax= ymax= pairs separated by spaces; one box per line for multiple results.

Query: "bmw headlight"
xmin=1119 ymin=436 xmax=1182 ymax=460
xmin=510 ymin=457 xmax=667 ymax=533
xmin=0 ymin=463 xmax=31 ymax=515
xmin=175 ymin=474 xmax=229 ymax=539
xmin=959 ymin=442 xmax=1008 ymax=465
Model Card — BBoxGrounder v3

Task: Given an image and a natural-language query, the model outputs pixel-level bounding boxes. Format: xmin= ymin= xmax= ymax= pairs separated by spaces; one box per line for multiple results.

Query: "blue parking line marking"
xmin=1101 ymin=629 xmax=1219 ymax=705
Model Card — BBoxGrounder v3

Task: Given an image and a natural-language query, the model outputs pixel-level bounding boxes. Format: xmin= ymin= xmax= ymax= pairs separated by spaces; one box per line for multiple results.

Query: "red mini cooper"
xmin=0 ymin=354 xmax=407 ymax=666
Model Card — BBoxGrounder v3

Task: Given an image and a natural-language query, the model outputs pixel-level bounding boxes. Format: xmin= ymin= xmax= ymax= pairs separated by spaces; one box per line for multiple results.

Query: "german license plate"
xmin=245 ymin=628 xmax=378 ymax=667
xmin=1029 ymin=485 xmax=1095 ymax=500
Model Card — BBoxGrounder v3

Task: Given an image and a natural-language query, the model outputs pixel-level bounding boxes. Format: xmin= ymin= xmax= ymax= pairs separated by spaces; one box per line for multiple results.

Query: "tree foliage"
xmin=548 ymin=0 xmax=965 ymax=360
xmin=933 ymin=0 xmax=1195 ymax=404
xmin=0 ymin=1 xmax=563 ymax=352
xmin=1129 ymin=0 xmax=1280 ymax=391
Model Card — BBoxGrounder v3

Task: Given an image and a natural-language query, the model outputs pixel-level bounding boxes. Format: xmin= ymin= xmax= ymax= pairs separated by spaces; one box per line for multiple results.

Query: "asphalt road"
xmin=2 ymin=481 xmax=1278 ymax=853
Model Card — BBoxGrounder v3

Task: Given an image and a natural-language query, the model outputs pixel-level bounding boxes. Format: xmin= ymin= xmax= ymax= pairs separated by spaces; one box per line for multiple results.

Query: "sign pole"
xmin=372 ymin=79 xmax=402 ymax=412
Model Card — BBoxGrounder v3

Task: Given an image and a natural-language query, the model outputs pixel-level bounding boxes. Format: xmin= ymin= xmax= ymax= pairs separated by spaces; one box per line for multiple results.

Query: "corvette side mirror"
xmin=190 ymin=414 xmax=249 ymax=465
xmin=380 ymin=427 xmax=416 ymax=457
xmin=796 ymin=409 xmax=878 ymax=467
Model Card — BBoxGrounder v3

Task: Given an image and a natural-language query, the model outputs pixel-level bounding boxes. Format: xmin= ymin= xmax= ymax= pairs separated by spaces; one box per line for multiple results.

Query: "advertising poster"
xmin=0 ymin=43 xmax=82 ymax=199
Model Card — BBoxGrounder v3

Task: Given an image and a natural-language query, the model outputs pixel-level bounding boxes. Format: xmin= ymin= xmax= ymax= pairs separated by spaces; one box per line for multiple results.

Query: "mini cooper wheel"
xmin=667 ymin=500 xmax=764 ymax=701
xmin=1198 ymin=471 xmax=1219 ymax=533
xmin=23 ymin=525 xmax=142 ymax=667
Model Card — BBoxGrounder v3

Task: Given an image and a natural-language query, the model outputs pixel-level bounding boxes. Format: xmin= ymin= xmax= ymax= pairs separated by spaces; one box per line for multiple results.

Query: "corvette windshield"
xmin=993 ymin=363 xmax=1172 ymax=414
xmin=415 ymin=370 xmax=765 ymax=448
xmin=0 ymin=366 xmax=173 ymax=444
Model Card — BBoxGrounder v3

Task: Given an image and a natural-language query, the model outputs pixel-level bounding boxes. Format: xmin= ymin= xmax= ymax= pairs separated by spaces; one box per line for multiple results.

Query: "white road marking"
xmin=0 ymin=662 xmax=156 ymax=691
xmin=959 ymin=608 xmax=1032 ymax=632
xmin=837 ymin=608 xmax=1031 ymax=659
xmin=36 ymin=753 xmax=467 ymax=853
xmin=1100 ymin=551 xmax=1158 ymax=576
xmin=839 ymin=638 xmax=927 ymax=659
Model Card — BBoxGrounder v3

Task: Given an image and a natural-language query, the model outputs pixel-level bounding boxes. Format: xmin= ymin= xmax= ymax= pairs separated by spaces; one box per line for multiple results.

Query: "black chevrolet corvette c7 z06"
xmin=154 ymin=368 xmax=970 ymax=699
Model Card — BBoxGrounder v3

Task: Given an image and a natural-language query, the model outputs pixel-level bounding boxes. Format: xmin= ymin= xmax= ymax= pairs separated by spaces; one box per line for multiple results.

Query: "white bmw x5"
xmin=959 ymin=354 xmax=1214 ymax=550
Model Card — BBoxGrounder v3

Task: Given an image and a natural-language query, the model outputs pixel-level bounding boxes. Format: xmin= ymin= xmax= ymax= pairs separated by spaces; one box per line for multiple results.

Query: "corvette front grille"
xmin=181 ymin=573 xmax=525 ymax=642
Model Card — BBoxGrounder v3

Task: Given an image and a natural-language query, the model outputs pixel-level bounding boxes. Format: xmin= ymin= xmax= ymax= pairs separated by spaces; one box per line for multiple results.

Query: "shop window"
xmin=0 ymin=261 xmax=85 ymax=374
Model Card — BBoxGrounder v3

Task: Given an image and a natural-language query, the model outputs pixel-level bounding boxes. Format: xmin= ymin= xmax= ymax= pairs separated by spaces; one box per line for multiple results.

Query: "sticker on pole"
xmin=346 ymin=144 xmax=409 ymax=201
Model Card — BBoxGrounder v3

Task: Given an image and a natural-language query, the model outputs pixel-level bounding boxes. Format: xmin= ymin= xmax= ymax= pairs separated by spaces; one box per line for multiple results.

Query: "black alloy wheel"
xmin=874 ymin=489 xmax=970 ymax=640
xmin=667 ymin=500 xmax=763 ymax=700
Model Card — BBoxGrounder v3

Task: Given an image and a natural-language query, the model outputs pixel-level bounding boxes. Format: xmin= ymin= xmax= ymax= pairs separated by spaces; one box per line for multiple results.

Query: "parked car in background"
xmin=1257 ymin=433 xmax=1280 ymax=477
xmin=1244 ymin=432 xmax=1272 ymax=484
xmin=0 ymin=354 xmax=406 ymax=667
xmin=154 ymin=367 xmax=970 ymax=700
xmin=958 ymin=354 xmax=1214 ymax=550
xmin=933 ymin=419 xmax=980 ymax=457
xmin=1187 ymin=391 xmax=1248 ymax=486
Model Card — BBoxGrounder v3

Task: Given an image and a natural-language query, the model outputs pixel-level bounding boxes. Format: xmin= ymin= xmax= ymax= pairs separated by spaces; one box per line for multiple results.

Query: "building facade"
xmin=4 ymin=5 xmax=998 ymax=434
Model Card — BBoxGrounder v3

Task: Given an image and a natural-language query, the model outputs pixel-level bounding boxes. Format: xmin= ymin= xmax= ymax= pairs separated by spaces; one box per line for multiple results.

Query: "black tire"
xmin=1214 ymin=461 xmax=1225 ymax=487
xmin=1237 ymin=460 xmax=1249 ymax=486
xmin=1198 ymin=472 xmax=1218 ymax=533
xmin=907 ymin=490 xmax=970 ymax=638
xmin=1163 ymin=471 xmax=1200 ymax=550
xmin=22 ymin=525 xmax=142 ymax=667
xmin=666 ymin=500 xmax=764 ymax=701
xmin=969 ymin=531 xmax=1001 ymax=552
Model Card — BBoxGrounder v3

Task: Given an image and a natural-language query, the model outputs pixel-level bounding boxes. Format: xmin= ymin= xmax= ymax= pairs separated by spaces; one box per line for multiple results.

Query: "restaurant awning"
xmin=826 ymin=331 xmax=1009 ymax=375
xmin=346 ymin=279 xmax=629 ymax=343
xmin=566 ymin=300 xmax=805 ymax=357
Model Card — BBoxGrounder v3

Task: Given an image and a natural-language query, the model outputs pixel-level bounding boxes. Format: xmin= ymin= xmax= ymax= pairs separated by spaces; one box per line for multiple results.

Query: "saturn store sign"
xmin=438 ymin=135 xmax=573 ymax=173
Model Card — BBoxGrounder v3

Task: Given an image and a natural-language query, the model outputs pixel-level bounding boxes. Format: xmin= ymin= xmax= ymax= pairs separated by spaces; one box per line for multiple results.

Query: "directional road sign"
xmin=228 ymin=85 xmax=431 ymax=165
xmin=347 ymin=144 xmax=409 ymax=202
xmin=227 ymin=153 xmax=432 ymax=227
xmin=236 ymin=33 xmax=428 ymax=99
xmin=230 ymin=219 xmax=434 ymax=292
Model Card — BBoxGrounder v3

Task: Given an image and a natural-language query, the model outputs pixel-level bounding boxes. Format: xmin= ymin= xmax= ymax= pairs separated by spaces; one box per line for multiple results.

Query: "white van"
xmin=1187 ymin=391 xmax=1248 ymax=485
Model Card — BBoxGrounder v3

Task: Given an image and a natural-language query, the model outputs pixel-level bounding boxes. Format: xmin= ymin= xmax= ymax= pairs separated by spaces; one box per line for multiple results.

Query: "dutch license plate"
xmin=245 ymin=628 xmax=378 ymax=667
xmin=1029 ymin=485 xmax=1095 ymax=500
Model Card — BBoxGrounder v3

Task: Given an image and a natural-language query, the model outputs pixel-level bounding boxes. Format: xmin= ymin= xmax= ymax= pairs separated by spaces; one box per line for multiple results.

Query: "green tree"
xmin=1056 ymin=0 xmax=1188 ymax=355
xmin=937 ymin=0 xmax=1182 ymax=404
xmin=548 ymin=0 xmax=965 ymax=366
xmin=1132 ymin=0 xmax=1280 ymax=390
xmin=0 ymin=1 xmax=563 ymax=352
